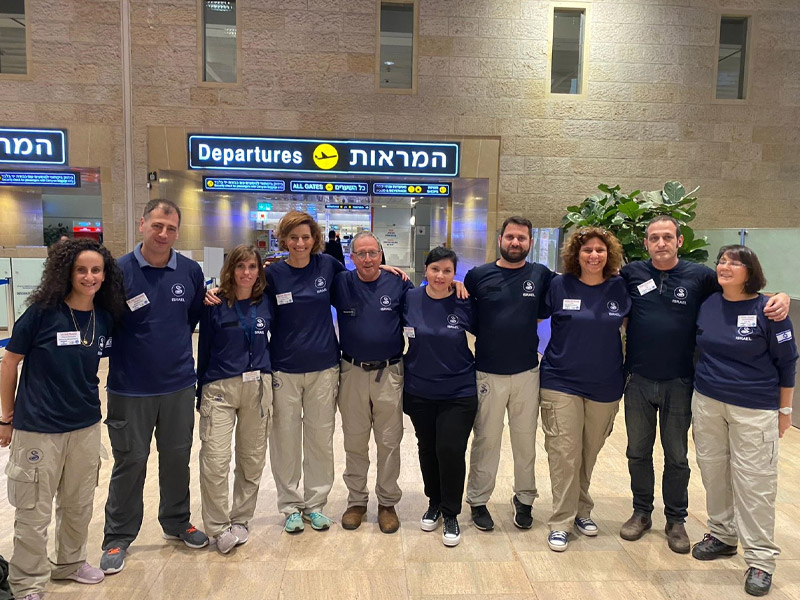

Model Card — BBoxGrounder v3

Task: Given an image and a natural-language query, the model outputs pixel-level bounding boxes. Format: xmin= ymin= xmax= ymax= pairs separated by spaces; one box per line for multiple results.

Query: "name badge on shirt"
xmin=242 ymin=370 xmax=261 ymax=382
xmin=403 ymin=326 xmax=415 ymax=338
xmin=637 ymin=279 xmax=657 ymax=296
xmin=562 ymin=299 xmax=582 ymax=311
xmin=57 ymin=331 xmax=82 ymax=346
xmin=276 ymin=292 xmax=293 ymax=305
xmin=737 ymin=315 xmax=757 ymax=328
xmin=126 ymin=293 xmax=150 ymax=312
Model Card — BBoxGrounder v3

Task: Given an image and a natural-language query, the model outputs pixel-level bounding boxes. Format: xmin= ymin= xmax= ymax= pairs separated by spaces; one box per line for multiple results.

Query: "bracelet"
xmin=0 ymin=419 xmax=11 ymax=426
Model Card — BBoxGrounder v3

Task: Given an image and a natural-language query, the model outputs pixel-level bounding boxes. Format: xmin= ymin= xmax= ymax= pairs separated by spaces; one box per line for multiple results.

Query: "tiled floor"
xmin=1 ymin=352 xmax=799 ymax=600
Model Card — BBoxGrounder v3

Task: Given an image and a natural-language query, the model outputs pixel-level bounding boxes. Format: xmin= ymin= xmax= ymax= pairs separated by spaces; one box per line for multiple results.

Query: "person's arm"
xmin=205 ymin=286 xmax=223 ymax=306
xmin=778 ymin=387 xmax=794 ymax=438
xmin=763 ymin=293 xmax=790 ymax=322
xmin=380 ymin=264 xmax=410 ymax=281
xmin=196 ymin=306 xmax=213 ymax=402
xmin=453 ymin=280 xmax=469 ymax=300
xmin=0 ymin=350 xmax=24 ymax=448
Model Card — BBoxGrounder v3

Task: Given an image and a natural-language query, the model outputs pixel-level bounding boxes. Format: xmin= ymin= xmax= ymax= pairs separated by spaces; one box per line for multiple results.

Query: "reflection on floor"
xmin=1 ymin=352 xmax=799 ymax=600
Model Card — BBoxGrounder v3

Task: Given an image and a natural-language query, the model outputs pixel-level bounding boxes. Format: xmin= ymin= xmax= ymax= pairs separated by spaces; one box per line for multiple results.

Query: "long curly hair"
xmin=561 ymin=227 xmax=624 ymax=279
xmin=217 ymin=244 xmax=267 ymax=307
xmin=27 ymin=238 xmax=127 ymax=321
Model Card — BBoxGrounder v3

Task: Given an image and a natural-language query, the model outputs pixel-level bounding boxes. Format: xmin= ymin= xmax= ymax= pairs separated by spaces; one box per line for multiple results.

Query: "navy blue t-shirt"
xmin=197 ymin=295 xmax=273 ymax=393
xmin=621 ymin=259 xmax=718 ymax=381
xmin=107 ymin=244 xmax=205 ymax=396
xmin=402 ymin=287 xmax=476 ymax=400
xmin=266 ymin=252 xmax=346 ymax=373
xmin=695 ymin=293 xmax=798 ymax=410
xmin=7 ymin=303 xmax=113 ymax=433
xmin=540 ymin=274 xmax=631 ymax=402
xmin=464 ymin=261 xmax=555 ymax=374
xmin=332 ymin=270 xmax=414 ymax=362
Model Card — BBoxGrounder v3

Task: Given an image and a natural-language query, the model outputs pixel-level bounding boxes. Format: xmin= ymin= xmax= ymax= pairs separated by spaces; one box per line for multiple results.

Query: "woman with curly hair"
xmin=196 ymin=245 xmax=273 ymax=554
xmin=539 ymin=227 xmax=631 ymax=552
xmin=0 ymin=238 xmax=125 ymax=600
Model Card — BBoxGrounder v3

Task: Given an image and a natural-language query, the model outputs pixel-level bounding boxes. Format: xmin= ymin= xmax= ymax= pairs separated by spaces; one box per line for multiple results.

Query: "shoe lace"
xmin=444 ymin=517 xmax=459 ymax=535
xmin=550 ymin=531 xmax=568 ymax=543
xmin=107 ymin=547 xmax=121 ymax=555
xmin=186 ymin=526 xmax=198 ymax=534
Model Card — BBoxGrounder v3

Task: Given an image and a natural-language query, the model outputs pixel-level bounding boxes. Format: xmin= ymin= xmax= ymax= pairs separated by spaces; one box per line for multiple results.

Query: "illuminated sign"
xmin=0 ymin=128 xmax=68 ymax=165
xmin=203 ymin=176 xmax=285 ymax=192
xmin=372 ymin=182 xmax=451 ymax=197
xmin=188 ymin=135 xmax=459 ymax=177
xmin=256 ymin=202 xmax=273 ymax=211
xmin=0 ymin=171 xmax=79 ymax=187
xmin=325 ymin=204 xmax=370 ymax=210
xmin=290 ymin=180 xmax=369 ymax=195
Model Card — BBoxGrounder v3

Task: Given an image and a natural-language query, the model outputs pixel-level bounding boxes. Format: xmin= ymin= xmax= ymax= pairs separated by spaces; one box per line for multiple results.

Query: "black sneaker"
xmin=442 ymin=516 xmax=461 ymax=547
xmin=471 ymin=505 xmax=494 ymax=531
xmin=420 ymin=503 xmax=442 ymax=532
xmin=691 ymin=533 xmax=738 ymax=561
xmin=511 ymin=495 xmax=533 ymax=529
xmin=744 ymin=567 xmax=772 ymax=597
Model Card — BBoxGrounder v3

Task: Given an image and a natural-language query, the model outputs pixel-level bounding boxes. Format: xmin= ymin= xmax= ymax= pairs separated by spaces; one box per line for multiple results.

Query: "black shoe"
xmin=443 ymin=515 xmax=461 ymax=547
xmin=471 ymin=505 xmax=494 ymax=531
xmin=420 ymin=502 xmax=442 ymax=532
xmin=691 ymin=533 xmax=738 ymax=561
xmin=511 ymin=495 xmax=533 ymax=529
xmin=744 ymin=567 xmax=772 ymax=597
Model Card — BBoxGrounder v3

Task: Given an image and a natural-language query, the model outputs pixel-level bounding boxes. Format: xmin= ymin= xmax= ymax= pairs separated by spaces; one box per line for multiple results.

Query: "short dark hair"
xmin=143 ymin=199 xmax=182 ymax=225
xmin=328 ymin=230 xmax=337 ymax=240
xmin=425 ymin=245 xmax=458 ymax=270
xmin=646 ymin=215 xmax=681 ymax=238
xmin=500 ymin=216 xmax=532 ymax=238
xmin=716 ymin=245 xmax=767 ymax=294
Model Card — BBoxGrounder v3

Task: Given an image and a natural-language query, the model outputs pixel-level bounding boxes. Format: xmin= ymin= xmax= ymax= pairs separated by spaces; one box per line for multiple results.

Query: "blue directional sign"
xmin=290 ymin=180 xmax=369 ymax=195
xmin=372 ymin=182 xmax=451 ymax=197
xmin=0 ymin=128 xmax=68 ymax=166
xmin=203 ymin=177 xmax=286 ymax=192
xmin=0 ymin=171 xmax=80 ymax=187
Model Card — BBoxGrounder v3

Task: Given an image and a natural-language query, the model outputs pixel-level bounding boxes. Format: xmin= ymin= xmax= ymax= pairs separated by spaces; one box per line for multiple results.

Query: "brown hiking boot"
xmin=341 ymin=505 xmax=367 ymax=530
xmin=620 ymin=512 xmax=652 ymax=541
xmin=665 ymin=522 xmax=690 ymax=554
xmin=378 ymin=505 xmax=400 ymax=534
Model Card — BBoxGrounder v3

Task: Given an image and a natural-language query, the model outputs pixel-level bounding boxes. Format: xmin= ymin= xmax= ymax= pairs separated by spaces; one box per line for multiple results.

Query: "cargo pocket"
xmin=5 ymin=462 xmax=38 ymax=509
xmin=104 ymin=419 xmax=130 ymax=453
xmin=198 ymin=401 xmax=213 ymax=442
xmin=540 ymin=402 xmax=559 ymax=437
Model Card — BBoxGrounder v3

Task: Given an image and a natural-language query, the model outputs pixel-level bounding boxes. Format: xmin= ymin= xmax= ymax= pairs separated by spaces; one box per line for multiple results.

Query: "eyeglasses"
xmin=578 ymin=227 xmax=608 ymax=241
xmin=353 ymin=250 xmax=382 ymax=260
xmin=715 ymin=259 xmax=745 ymax=268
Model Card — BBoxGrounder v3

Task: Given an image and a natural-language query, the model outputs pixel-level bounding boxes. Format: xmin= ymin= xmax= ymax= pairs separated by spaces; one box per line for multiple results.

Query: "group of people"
xmin=0 ymin=199 xmax=795 ymax=600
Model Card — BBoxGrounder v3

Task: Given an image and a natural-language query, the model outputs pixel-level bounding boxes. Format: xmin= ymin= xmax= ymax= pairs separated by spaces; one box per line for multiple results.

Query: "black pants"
xmin=102 ymin=386 xmax=196 ymax=549
xmin=404 ymin=391 xmax=478 ymax=518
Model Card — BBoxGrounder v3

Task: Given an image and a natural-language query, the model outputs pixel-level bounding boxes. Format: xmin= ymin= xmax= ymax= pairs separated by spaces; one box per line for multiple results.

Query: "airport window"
xmin=550 ymin=8 xmax=585 ymax=94
xmin=716 ymin=17 xmax=749 ymax=100
xmin=378 ymin=1 xmax=416 ymax=91
xmin=0 ymin=0 xmax=27 ymax=76
xmin=202 ymin=0 xmax=238 ymax=83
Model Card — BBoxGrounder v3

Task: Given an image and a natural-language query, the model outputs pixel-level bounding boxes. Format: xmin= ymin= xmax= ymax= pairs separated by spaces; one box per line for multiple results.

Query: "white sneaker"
xmin=215 ymin=529 xmax=238 ymax=554
xmin=231 ymin=523 xmax=249 ymax=545
xmin=548 ymin=530 xmax=569 ymax=552
xmin=442 ymin=516 xmax=461 ymax=547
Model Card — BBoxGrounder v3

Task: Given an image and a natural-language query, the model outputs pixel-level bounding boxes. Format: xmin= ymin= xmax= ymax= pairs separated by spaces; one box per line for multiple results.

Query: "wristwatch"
xmin=778 ymin=407 xmax=793 ymax=415
xmin=0 ymin=419 xmax=11 ymax=426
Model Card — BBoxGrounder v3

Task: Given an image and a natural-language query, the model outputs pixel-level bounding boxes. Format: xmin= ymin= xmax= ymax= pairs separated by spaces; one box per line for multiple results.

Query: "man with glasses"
xmin=332 ymin=231 xmax=413 ymax=534
xmin=620 ymin=215 xmax=789 ymax=553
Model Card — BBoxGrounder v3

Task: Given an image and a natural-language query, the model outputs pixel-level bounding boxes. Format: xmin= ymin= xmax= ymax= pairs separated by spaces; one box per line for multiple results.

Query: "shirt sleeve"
xmin=196 ymin=304 xmax=214 ymax=396
xmin=537 ymin=268 xmax=558 ymax=319
xmin=188 ymin=264 xmax=206 ymax=331
xmin=5 ymin=303 xmax=42 ymax=356
xmin=766 ymin=314 xmax=798 ymax=388
xmin=700 ymin=265 xmax=721 ymax=300
xmin=464 ymin=267 xmax=476 ymax=296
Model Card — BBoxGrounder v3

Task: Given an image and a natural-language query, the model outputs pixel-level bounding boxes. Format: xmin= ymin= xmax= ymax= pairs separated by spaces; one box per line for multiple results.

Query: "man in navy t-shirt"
xmin=620 ymin=215 xmax=790 ymax=554
xmin=332 ymin=232 xmax=413 ymax=534
xmin=100 ymin=200 xmax=208 ymax=574
xmin=464 ymin=216 xmax=556 ymax=531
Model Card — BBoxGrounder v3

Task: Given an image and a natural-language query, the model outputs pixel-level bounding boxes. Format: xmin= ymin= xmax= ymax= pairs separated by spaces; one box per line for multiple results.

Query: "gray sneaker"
xmin=214 ymin=529 xmax=238 ymax=555
xmin=231 ymin=523 xmax=249 ymax=545
xmin=162 ymin=525 xmax=209 ymax=549
xmin=100 ymin=546 xmax=126 ymax=574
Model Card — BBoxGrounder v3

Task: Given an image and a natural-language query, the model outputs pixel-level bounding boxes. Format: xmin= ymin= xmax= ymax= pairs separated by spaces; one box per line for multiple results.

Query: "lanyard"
xmin=234 ymin=301 xmax=258 ymax=368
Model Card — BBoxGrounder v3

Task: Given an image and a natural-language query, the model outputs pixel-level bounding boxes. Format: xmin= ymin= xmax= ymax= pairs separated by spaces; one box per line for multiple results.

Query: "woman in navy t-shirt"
xmin=691 ymin=245 xmax=797 ymax=596
xmin=197 ymin=244 xmax=273 ymax=554
xmin=0 ymin=239 xmax=125 ymax=598
xmin=402 ymin=246 xmax=476 ymax=547
xmin=539 ymin=227 xmax=631 ymax=552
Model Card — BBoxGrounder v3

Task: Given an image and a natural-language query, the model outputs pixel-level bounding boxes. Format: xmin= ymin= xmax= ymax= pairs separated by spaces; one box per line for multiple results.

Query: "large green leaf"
xmin=663 ymin=181 xmax=686 ymax=204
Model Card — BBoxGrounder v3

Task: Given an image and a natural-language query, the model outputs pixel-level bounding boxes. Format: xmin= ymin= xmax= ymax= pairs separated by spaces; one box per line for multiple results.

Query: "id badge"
xmin=737 ymin=315 xmax=757 ymax=328
xmin=403 ymin=326 xmax=415 ymax=338
xmin=562 ymin=299 xmax=582 ymax=311
xmin=57 ymin=331 xmax=81 ymax=346
xmin=637 ymin=279 xmax=657 ymax=296
xmin=276 ymin=292 xmax=293 ymax=305
xmin=126 ymin=293 xmax=150 ymax=311
xmin=242 ymin=370 xmax=261 ymax=382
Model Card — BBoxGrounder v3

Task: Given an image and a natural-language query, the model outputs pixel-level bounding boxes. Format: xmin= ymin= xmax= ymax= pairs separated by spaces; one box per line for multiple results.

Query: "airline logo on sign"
xmin=0 ymin=128 xmax=68 ymax=166
xmin=188 ymin=135 xmax=460 ymax=177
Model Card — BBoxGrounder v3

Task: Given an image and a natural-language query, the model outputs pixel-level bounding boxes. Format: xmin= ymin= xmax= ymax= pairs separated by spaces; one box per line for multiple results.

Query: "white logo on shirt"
xmin=447 ymin=314 xmax=460 ymax=329
xmin=380 ymin=295 xmax=391 ymax=306
xmin=315 ymin=277 xmax=326 ymax=289
xmin=607 ymin=301 xmax=620 ymax=313
xmin=736 ymin=327 xmax=754 ymax=341
xmin=256 ymin=317 xmax=267 ymax=330
xmin=777 ymin=330 xmax=793 ymax=343
xmin=172 ymin=283 xmax=185 ymax=297
xmin=523 ymin=280 xmax=535 ymax=292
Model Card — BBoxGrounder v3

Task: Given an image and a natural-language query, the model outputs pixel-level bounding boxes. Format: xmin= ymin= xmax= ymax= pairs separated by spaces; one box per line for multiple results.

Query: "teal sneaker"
xmin=284 ymin=512 xmax=304 ymax=534
xmin=302 ymin=512 xmax=333 ymax=531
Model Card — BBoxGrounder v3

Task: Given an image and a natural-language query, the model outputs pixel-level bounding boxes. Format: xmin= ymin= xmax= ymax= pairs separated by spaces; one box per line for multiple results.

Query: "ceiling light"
xmin=225 ymin=26 xmax=237 ymax=36
xmin=383 ymin=61 xmax=394 ymax=66
xmin=207 ymin=1 xmax=233 ymax=12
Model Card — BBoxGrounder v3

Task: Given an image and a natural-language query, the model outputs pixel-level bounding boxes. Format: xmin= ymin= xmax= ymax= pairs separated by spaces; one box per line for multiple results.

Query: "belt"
xmin=341 ymin=353 xmax=402 ymax=372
